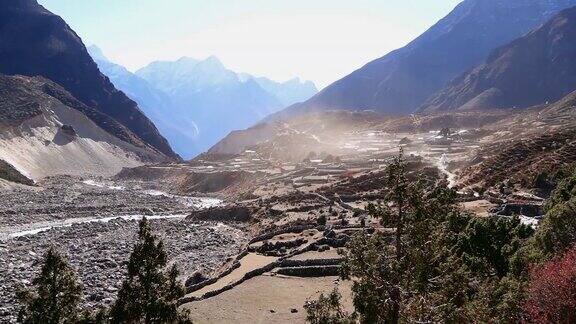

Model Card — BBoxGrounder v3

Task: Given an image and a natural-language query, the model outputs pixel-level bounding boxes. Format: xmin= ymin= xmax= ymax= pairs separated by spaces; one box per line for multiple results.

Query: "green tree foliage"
xmin=304 ymin=289 xmax=355 ymax=324
xmin=17 ymin=247 xmax=83 ymax=324
xmin=338 ymin=152 xmax=471 ymax=323
xmin=110 ymin=217 xmax=191 ymax=324
xmin=77 ymin=308 xmax=108 ymax=324
xmin=317 ymin=214 xmax=327 ymax=226
xmin=456 ymin=216 xmax=533 ymax=278
xmin=307 ymin=152 xmax=535 ymax=324
xmin=534 ymin=169 xmax=576 ymax=256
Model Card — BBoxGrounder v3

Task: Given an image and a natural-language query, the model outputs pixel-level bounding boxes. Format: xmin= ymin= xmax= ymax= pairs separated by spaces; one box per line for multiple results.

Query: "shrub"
xmin=524 ymin=245 xmax=576 ymax=323
xmin=304 ymin=289 xmax=355 ymax=324
xmin=317 ymin=214 xmax=327 ymax=226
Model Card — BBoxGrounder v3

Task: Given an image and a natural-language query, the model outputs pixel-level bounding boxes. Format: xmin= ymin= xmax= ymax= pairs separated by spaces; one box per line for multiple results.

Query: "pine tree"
xmin=110 ymin=217 xmax=191 ymax=324
xmin=17 ymin=247 xmax=83 ymax=324
xmin=336 ymin=151 xmax=467 ymax=323
xmin=307 ymin=151 xmax=535 ymax=323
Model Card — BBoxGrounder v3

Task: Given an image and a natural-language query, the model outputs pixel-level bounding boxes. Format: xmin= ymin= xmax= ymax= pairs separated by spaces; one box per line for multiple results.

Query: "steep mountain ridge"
xmin=0 ymin=74 xmax=164 ymax=180
xmin=421 ymin=6 xmax=576 ymax=112
xmin=137 ymin=56 xmax=238 ymax=94
xmin=86 ymin=46 xmax=182 ymax=156
xmin=275 ymin=0 xmax=576 ymax=118
xmin=135 ymin=57 xmax=201 ymax=93
xmin=0 ymin=0 xmax=178 ymax=159
xmin=90 ymin=48 xmax=318 ymax=159
xmin=135 ymin=56 xmax=317 ymax=107
xmin=86 ymin=46 xmax=172 ymax=123
xmin=238 ymin=74 xmax=318 ymax=107
xmin=135 ymin=56 xmax=281 ymax=157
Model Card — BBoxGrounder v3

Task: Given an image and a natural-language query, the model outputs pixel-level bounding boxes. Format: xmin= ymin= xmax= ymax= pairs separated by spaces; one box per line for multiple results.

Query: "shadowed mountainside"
xmin=0 ymin=0 xmax=179 ymax=159
xmin=421 ymin=6 xmax=576 ymax=112
xmin=274 ymin=0 xmax=576 ymax=118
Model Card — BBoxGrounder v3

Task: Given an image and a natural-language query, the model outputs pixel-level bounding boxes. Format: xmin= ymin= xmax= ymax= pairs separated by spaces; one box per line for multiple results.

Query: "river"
xmin=1 ymin=181 xmax=223 ymax=241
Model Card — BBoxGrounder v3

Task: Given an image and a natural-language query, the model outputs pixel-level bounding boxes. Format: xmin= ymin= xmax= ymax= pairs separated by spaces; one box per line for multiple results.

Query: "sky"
xmin=38 ymin=0 xmax=462 ymax=89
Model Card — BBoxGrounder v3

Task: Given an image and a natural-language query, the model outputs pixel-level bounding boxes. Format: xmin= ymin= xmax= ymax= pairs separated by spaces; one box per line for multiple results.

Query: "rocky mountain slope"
xmin=86 ymin=46 xmax=186 ymax=157
xmin=0 ymin=74 xmax=165 ymax=180
xmin=542 ymin=89 xmax=576 ymax=118
xmin=458 ymin=89 xmax=576 ymax=190
xmin=133 ymin=56 xmax=317 ymax=158
xmin=274 ymin=0 xmax=576 ymax=118
xmin=88 ymin=46 xmax=318 ymax=159
xmin=0 ymin=0 xmax=178 ymax=159
xmin=421 ymin=6 xmax=576 ymax=112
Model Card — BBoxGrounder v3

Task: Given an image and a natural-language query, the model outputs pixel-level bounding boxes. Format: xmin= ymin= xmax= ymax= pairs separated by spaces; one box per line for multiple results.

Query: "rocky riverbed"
xmin=0 ymin=176 xmax=248 ymax=323
xmin=0 ymin=175 xmax=223 ymax=228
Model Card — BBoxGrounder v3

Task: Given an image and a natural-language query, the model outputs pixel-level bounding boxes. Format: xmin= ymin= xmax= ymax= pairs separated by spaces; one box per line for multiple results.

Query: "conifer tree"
xmin=17 ymin=247 xmax=83 ymax=324
xmin=110 ymin=217 xmax=191 ymax=324
xmin=306 ymin=151 xmax=535 ymax=323
xmin=311 ymin=151 xmax=467 ymax=323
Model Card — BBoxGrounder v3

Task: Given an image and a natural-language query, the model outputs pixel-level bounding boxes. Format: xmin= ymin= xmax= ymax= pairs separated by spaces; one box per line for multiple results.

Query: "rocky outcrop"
xmin=0 ymin=0 xmax=178 ymax=159
xmin=0 ymin=77 xmax=43 ymax=127
xmin=0 ymin=160 xmax=34 ymax=185
xmin=60 ymin=125 xmax=76 ymax=137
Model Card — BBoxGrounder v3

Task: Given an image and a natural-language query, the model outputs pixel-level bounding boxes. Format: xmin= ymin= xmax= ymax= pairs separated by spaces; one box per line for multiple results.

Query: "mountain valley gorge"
xmin=2 ymin=0 xmax=576 ymax=323
xmin=89 ymin=46 xmax=317 ymax=158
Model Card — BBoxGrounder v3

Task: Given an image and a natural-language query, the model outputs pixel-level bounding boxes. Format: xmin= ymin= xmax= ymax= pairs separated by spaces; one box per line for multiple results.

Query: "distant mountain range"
xmin=89 ymin=47 xmax=317 ymax=158
xmin=275 ymin=0 xmax=576 ymax=118
xmin=7 ymin=0 xmax=576 ymax=173
xmin=0 ymin=0 xmax=178 ymax=159
xmin=421 ymin=6 xmax=576 ymax=112
xmin=238 ymin=73 xmax=317 ymax=108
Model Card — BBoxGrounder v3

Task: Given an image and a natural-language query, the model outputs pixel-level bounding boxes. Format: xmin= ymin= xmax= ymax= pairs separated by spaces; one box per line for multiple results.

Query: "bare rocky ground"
xmin=0 ymin=176 xmax=248 ymax=323
xmin=123 ymin=110 xmax=560 ymax=323
xmin=0 ymin=175 xmax=215 ymax=229
xmin=1 ymin=108 xmax=566 ymax=323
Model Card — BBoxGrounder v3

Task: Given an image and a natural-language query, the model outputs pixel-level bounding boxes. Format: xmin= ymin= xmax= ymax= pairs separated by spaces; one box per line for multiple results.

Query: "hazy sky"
xmin=38 ymin=0 xmax=462 ymax=89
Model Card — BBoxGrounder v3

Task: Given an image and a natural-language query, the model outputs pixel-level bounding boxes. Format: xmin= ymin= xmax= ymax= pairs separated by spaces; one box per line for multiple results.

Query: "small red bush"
xmin=524 ymin=245 xmax=576 ymax=323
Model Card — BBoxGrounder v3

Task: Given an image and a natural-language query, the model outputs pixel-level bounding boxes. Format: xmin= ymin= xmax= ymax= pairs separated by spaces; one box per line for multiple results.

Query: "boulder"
xmin=185 ymin=271 xmax=208 ymax=287
xmin=61 ymin=124 xmax=77 ymax=136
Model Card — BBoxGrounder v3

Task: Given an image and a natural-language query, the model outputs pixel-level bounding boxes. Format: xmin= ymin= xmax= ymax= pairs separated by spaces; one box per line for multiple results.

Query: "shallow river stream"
xmin=0 ymin=180 xmax=223 ymax=241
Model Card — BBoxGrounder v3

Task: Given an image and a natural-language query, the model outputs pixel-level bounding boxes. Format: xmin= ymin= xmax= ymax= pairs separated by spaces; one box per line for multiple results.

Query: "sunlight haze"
xmin=4 ymin=1 xmax=576 ymax=322
xmin=38 ymin=0 xmax=462 ymax=88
